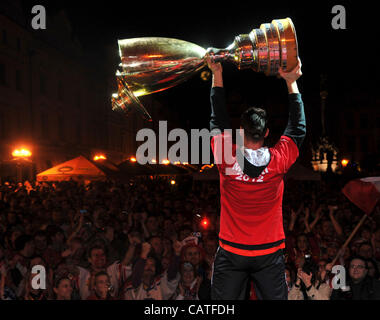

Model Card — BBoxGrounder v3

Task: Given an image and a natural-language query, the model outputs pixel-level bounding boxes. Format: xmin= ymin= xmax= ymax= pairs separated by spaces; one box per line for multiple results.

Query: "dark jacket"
xmin=330 ymin=276 xmax=380 ymax=300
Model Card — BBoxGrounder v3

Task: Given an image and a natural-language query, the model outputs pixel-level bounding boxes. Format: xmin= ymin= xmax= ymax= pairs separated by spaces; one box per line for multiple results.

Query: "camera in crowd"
xmin=302 ymin=254 xmax=317 ymax=276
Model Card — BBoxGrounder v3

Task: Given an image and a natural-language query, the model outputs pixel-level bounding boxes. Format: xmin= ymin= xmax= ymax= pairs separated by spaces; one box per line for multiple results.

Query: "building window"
xmin=0 ymin=63 xmax=6 ymax=86
xmin=16 ymin=70 xmax=22 ymax=91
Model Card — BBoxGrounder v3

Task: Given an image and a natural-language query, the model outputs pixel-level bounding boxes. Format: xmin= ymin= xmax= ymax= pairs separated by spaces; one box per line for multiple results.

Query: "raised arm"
xmin=205 ymin=54 xmax=231 ymax=132
xmin=278 ymin=58 xmax=306 ymax=149
xmin=328 ymin=205 xmax=343 ymax=237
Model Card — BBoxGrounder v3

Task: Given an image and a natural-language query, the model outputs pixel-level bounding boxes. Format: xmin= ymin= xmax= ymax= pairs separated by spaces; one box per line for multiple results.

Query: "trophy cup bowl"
xmin=112 ymin=17 xmax=298 ymax=121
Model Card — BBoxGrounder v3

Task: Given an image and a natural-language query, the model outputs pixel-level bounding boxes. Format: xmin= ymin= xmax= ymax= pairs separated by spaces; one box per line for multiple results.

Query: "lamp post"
xmin=12 ymin=148 xmax=32 ymax=183
xmin=311 ymin=74 xmax=339 ymax=173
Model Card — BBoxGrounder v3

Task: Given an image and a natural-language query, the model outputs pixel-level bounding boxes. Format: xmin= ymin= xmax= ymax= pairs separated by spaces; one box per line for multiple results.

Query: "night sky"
xmin=20 ymin=0 xmax=377 ymax=132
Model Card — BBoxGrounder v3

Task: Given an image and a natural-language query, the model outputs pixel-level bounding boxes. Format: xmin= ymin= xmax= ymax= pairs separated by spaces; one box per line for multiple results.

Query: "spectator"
xmin=285 ymin=265 xmax=296 ymax=292
xmin=288 ymin=257 xmax=332 ymax=300
xmin=53 ymin=275 xmax=73 ymax=300
xmin=144 ymin=215 xmax=161 ymax=238
xmin=33 ymin=231 xmax=48 ymax=257
xmin=181 ymin=242 xmax=211 ymax=300
xmin=76 ymin=242 xmax=134 ymax=299
xmin=148 ymin=235 xmax=164 ymax=261
xmin=203 ymin=234 xmax=218 ymax=270
xmin=330 ymin=256 xmax=380 ymax=300
xmin=358 ymin=242 xmax=374 ymax=260
xmin=123 ymin=242 xmax=180 ymax=300
xmin=174 ymin=262 xmax=202 ymax=300
xmin=23 ymin=269 xmax=49 ymax=300
xmin=366 ymin=258 xmax=380 ymax=280
xmin=86 ymin=271 xmax=117 ymax=300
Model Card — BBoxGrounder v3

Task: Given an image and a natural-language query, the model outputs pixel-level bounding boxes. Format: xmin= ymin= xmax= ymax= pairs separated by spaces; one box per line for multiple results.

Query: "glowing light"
xmin=341 ymin=159 xmax=349 ymax=167
xmin=130 ymin=157 xmax=137 ymax=162
xmin=173 ymin=161 xmax=181 ymax=165
xmin=145 ymin=54 xmax=163 ymax=58
xmin=133 ymin=89 xmax=148 ymax=97
xmin=151 ymin=159 xmax=157 ymax=164
xmin=12 ymin=148 xmax=32 ymax=158
xmin=170 ymin=180 xmax=176 ymax=185
xmin=93 ymin=155 xmax=106 ymax=161
xmin=162 ymin=159 xmax=170 ymax=165
xmin=201 ymin=217 xmax=209 ymax=228
xmin=200 ymin=70 xmax=210 ymax=81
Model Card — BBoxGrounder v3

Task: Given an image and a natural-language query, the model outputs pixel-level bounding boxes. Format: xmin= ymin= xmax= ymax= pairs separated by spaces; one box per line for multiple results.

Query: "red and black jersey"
xmin=210 ymin=87 xmax=305 ymax=257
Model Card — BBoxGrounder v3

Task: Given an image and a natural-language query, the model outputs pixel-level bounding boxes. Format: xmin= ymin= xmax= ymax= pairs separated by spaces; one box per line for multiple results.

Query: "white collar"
xmin=243 ymin=146 xmax=270 ymax=167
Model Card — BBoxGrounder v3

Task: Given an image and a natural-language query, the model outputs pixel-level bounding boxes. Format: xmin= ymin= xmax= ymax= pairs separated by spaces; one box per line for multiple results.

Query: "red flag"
xmin=342 ymin=177 xmax=380 ymax=215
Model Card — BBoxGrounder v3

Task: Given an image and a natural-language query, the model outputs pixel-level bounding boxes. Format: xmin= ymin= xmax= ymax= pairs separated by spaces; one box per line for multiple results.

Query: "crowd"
xmin=0 ymin=175 xmax=380 ymax=300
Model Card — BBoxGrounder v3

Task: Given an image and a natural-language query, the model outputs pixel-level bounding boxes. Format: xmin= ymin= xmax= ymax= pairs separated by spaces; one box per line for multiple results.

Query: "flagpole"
xmin=331 ymin=213 xmax=368 ymax=266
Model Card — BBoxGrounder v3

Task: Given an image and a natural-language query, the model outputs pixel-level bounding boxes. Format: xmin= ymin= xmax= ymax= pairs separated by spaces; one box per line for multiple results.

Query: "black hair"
xmin=151 ymin=255 xmax=162 ymax=277
xmin=94 ymin=271 xmax=110 ymax=282
xmin=87 ymin=244 xmax=106 ymax=259
xmin=347 ymin=255 xmax=368 ymax=270
xmin=54 ymin=275 xmax=71 ymax=289
xmin=366 ymin=258 xmax=380 ymax=279
xmin=295 ymin=233 xmax=310 ymax=250
xmin=14 ymin=234 xmax=33 ymax=252
xmin=240 ymin=107 xmax=268 ymax=142
xmin=148 ymin=235 xmax=162 ymax=243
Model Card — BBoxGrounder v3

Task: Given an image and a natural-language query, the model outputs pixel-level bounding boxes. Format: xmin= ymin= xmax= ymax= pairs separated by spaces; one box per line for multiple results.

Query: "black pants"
xmin=211 ymin=246 xmax=288 ymax=300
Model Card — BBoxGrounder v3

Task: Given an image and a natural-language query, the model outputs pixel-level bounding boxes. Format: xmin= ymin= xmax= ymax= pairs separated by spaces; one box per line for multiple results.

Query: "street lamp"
xmin=12 ymin=148 xmax=32 ymax=183
xmin=93 ymin=154 xmax=107 ymax=161
xmin=341 ymin=159 xmax=349 ymax=167
xmin=12 ymin=148 xmax=32 ymax=158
